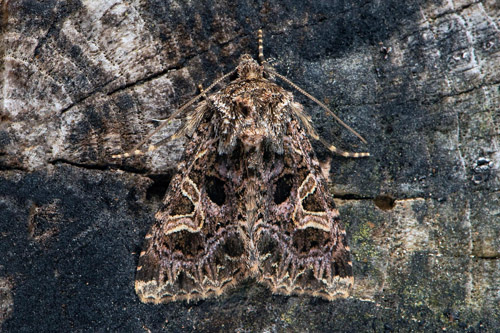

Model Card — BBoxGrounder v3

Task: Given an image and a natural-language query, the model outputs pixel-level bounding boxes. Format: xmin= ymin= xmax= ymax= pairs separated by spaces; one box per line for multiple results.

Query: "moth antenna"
xmin=265 ymin=68 xmax=368 ymax=145
xmin=291 ymin=102 xmax=369 ymax=157
xmin=112 ymin=69 xmax=236 ymax=159
xmin=258 ymin=29 xmax=266 ymax=65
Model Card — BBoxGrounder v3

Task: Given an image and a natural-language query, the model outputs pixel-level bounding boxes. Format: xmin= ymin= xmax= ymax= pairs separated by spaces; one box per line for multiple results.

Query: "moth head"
xmin=237 ymin=54 xmax=263 ymax=80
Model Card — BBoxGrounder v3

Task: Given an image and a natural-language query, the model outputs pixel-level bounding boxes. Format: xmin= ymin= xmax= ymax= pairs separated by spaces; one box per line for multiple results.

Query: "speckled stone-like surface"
xmin=1 ymin=0 xmax=499 ymax=331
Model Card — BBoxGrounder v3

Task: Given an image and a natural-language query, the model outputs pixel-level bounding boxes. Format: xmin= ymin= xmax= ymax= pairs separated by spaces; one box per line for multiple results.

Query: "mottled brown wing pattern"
xmin=255 ymin=119 xmax=353 ymax=300
xmin=135 ymin=126 xmax=249 ymax=303
xmin=130 ymin=32 xmax=367 ymax=303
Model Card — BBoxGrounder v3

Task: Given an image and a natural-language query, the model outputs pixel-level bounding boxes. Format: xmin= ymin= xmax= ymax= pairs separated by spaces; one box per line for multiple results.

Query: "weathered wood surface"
xmin=0 ymin=0 xmax=498 ymax=331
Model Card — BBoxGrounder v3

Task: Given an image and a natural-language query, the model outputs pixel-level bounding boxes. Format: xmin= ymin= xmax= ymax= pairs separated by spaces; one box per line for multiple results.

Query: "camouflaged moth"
xmin=115 ymin=30 xmax=369 ymax=303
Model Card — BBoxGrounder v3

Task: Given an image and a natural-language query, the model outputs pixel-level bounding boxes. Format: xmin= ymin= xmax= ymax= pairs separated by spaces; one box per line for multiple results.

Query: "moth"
xmin=115 ymin=30 xmax=369 ymax=303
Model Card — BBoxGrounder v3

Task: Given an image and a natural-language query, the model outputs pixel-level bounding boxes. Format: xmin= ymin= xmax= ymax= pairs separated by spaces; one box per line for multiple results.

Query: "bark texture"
xmin=1 ymin=0 xmax=499 ymax=331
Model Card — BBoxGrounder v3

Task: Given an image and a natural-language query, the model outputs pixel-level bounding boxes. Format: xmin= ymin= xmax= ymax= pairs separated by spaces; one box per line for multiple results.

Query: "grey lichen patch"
xmin=472 ymin=233 xmax=500 ymax=259
xmin=334 ymin=199 xmax=386 ymax=298
xmin=468 ymin=258 xmax=500 ymax=314
xmin=336 ymin=191 xmax=499 ymax=325
xmin=279 ymin=298 xmax=301 ymax=327
xmin=471 ymin=192 xmax=500 ymax=259
xmin=351 ymin=221 xmax=380 ymax=262
xmin=0 ymin=278 xmax=13 ymax=330
xmin=386 ymin=198 xmax=431 ymax=253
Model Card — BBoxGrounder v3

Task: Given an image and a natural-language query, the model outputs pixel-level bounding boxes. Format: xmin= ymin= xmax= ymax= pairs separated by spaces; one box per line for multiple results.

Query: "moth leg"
xmin=157 ymin=84 xmax=216 ymax=143
xmin=318 ymin=138 xmax=370 ymax=157
xmin=168 ymin=83 xmax=217 ymax=141
xmin=197 ymin=84 xmax=217 ymax=110
xmin=264 ymin=67 xmax=368 ymax=146
xmin=111 ymin=69 xmax=236 ymax=159
xmin=290 ymin=102 xmax=370 ymax=158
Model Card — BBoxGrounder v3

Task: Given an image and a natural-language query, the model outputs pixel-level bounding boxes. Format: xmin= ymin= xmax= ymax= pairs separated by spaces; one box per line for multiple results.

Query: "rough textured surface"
xmin=0 ymin=0 xmax=499 ymax=331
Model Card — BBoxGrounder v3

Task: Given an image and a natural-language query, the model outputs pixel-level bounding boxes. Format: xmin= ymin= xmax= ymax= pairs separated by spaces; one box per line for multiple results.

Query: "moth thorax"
xmin=237 ymin=54 xmax=263 ymax=80
xmin=242 ymin=144 xmax=265 ymax=171
xmin=239 ymin=127 xmax=266 ymax=152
